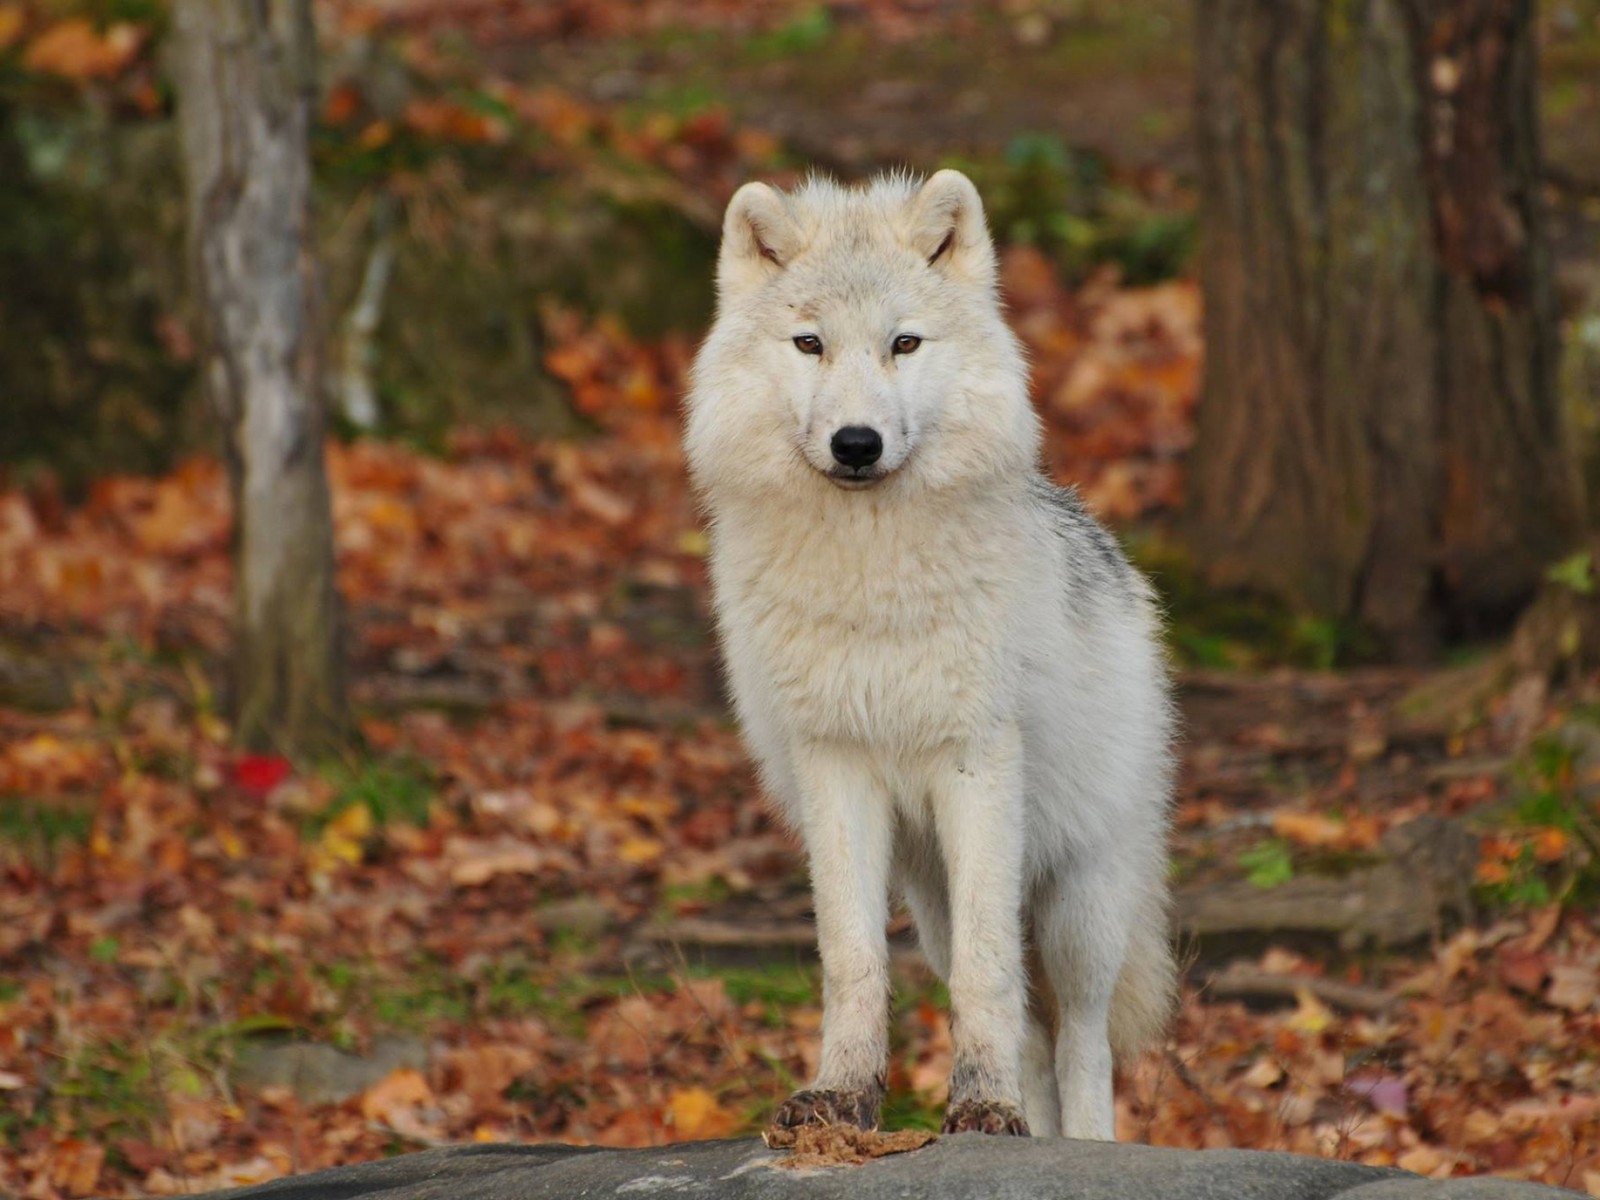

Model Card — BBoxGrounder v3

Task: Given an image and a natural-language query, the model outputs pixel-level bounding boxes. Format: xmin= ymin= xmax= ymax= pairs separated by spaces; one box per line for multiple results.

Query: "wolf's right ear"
xmin=905 ymin=169 xmax=994 ymax=284
xmin=718 ymin=182 xmax=801 ymax=296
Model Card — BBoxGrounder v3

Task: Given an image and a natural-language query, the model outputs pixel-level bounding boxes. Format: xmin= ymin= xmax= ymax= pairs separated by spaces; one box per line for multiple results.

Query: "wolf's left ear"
xmin=905 ymin=169 xmax=994 ymax=283
xmin=719 ymin=182 xmax=802 ymax=297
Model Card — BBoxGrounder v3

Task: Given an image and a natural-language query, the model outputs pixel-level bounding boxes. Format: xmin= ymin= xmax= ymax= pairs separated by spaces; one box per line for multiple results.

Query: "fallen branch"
xmin=1205 ymin=964 xmax=1397 ymax=1015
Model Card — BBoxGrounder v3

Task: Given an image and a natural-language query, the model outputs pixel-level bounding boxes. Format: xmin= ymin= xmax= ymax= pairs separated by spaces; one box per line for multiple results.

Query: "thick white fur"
xmin=685 ymin=171 xmax=1175 ymax=1140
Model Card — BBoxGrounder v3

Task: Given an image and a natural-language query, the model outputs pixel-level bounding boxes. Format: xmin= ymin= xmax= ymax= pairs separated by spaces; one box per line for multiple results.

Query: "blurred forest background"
xmin=4 ymin=0 xmax=1600 ymax=1196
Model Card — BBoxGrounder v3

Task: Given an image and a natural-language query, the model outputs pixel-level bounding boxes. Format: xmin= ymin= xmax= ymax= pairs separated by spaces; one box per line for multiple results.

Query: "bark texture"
xmin=1188 ymin=0 xmax=1582 ymax=655
xmin=173 ymin=0 xmax=349 ymax=754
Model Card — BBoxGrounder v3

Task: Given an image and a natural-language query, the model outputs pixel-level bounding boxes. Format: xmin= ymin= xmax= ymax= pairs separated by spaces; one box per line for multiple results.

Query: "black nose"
xmin=830 ymin=426 xmax=883 ymax=469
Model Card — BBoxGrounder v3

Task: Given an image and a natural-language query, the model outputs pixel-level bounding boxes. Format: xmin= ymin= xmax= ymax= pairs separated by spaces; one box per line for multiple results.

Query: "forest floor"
xmin=3 ymin=1 xmax=1600 ymax=1197
xmin=3 ymin=246 xmax=1600 ymax=1198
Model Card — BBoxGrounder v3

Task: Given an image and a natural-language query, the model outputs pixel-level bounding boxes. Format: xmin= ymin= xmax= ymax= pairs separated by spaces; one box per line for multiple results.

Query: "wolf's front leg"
xmin=771 ymin=743 xmax=893 ymax=1133
xmin=931 ymin=726 xmax=1030 ymax=1136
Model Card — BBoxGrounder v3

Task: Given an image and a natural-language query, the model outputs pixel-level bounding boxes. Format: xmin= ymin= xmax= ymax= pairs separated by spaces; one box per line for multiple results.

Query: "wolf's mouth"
xmin=825 ymin=467 xmax=887 ymax=490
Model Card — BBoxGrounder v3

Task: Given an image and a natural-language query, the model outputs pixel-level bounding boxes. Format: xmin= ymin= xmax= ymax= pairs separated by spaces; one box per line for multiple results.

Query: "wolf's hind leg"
xmin=1020 ymin=939 xmax=1061 ymax=1136
xmin=772 ymin=744 xmax=894 ymax=1132
xmin=1020 ymin=1015 xmax=1061 ymax=1136
xmin=900 ymin=834 xmax=952 ymax=981
xmin=1038 ymin=859 xmax=1130 ymax=1141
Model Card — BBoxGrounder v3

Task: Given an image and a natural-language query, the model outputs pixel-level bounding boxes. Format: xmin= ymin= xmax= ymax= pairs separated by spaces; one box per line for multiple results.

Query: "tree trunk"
xmin=173 ymin=0 xmax=349 ymax=755
xmin=1187 ymin=0 xmax=1582 ymax=656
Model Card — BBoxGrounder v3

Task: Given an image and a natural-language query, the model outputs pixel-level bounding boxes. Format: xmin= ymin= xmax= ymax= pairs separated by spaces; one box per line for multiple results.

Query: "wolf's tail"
xmin=1109 ymin=879 xmax=1177 ymax=1062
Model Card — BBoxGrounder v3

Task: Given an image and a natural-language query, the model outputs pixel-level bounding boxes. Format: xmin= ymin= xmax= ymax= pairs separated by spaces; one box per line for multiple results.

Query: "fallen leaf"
xmin=1344 ymin=1073 xmax=1408 ymax=1115
xmin=1545 ymin=963 xmax=1598 ymax=1012
xmin=1285 ymin=988 xmax=1334 ymax=1036
xmin=666 ymin=1086 xmax=738 ymax=1138
xmin=0 ymin=6 xmax=25 ymax=52
xmin=445 ymin=835 xmax=544 ymax=886
xmin=49 ymin=1138 xmax=105 ymax=1197
xmin=1240 ymin=1057 xmax=1282 ymax=1088
xmin=617 ymin=835 xmax=665 ymax=865
xmin=24 ymin=17 xmax=142 ymax=79
xmin=1271 ymin=811 xmax=1349 ymax=849
xmin=360 ymin=1068 xmax=434 ymax=1123
xmin=234 ymin=755 xmax=292 ymax=798
xmin=766 ymin=1125 xmax=936 ymax=1168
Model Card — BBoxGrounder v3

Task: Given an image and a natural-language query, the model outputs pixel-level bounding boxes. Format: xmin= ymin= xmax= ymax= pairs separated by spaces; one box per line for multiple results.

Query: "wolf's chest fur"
xmin=714 ymin=492 xmax=1029 ymax=748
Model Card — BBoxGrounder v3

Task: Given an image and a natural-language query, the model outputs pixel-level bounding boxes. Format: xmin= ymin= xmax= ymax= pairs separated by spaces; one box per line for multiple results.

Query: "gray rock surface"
xmin=230 ymin=1035 xmax=429 ymax=1107
xmin=179 ymin=1135 xmax=1578 ymax=1199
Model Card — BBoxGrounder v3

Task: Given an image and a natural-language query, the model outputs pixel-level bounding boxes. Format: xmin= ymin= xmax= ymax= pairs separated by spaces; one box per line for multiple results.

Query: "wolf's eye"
xmin=892 ymin=334 xmax=923 ymax=355
xmin=793 ymin=335 xmax=823 ymax=355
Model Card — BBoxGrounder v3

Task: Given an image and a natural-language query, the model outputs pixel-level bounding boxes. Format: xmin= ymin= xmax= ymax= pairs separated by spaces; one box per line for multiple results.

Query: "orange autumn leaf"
xmin=1531 ymin=826 xmax=1569 ymax=863
xmin=323 ymin=81 xmax=362 ymax=126
xmin=49 ymin=1138 xmax=105 ymax=1198
xmin=359 ymin=1068 xmax=433 ymax=1122
xmin=0 ymin=6 xmax=26 ymax=52
xmin=403 ymin=97 xmax=503 ymax=144
xmin=617 ymin=835 xmax=664 ymax=865
xmin=1475 ymin=859 xmax=1510 ymax=886
xmin=666 ymin=1087 xmax=738 ymax=1138
xmin=1270 ymin=811 xmax=1350 ymax=849
xmin=24 ymin=18 xmax=143 ymax=80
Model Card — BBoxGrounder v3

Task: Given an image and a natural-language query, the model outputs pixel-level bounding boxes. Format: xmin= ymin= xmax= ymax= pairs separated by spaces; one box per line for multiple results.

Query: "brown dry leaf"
xmin=1513 ymin=904 xmax=1564 ymax=953
xmin=49 ymin=1138 xmax=105 ymax=1197
xmin=1545 ymin=962 xmax=1598 ymax=1012
xmin=765 ymin=1125 xmax=936 ymax=1168
xmin=1395 ymin=1145 xmax=1451 ymax=1178
xmin=1499 ymin=947 xmax=1550 ymax=995
xmin=444 ymin=834 xmax=544 ymax=886
xmin=569 ymin=477 xmax=634 ymax=526
xmin=1240 ymin=1057 xmax=1283 ymax=1089
xmin=1501 ymin=1095 xmax=1600 ymax=1129
xmin=441 ymin=1044 xmax=540 ymax=1109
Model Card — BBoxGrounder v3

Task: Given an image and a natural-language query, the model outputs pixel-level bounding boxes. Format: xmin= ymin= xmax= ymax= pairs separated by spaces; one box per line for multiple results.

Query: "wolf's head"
xmin=687 ymin=171 xmax=1036 ymax=501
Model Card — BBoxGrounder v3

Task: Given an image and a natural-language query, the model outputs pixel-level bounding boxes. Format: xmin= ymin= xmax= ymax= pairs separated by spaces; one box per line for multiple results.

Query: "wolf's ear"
xmin=905 ymin=169 xmax=993 ymax=282
xmin=718 ymin=182 xmax=801 ymax=296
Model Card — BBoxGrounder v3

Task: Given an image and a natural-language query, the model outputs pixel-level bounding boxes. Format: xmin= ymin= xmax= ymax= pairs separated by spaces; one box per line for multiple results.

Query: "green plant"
xmin=0 ymin=795 xmax=94 ymax=866
xmin=1474 ymin=734 xmax=1600 ymax=909
xmin=1546 ymin=550 xmax=1594 ymax=595
xmin=1238 ymin=840 xmax=1295 ymax=889
xmin=748 ymin=6 xmax=833 ymax=57
xmin=311 ymin=757 xmax=435 ymax=833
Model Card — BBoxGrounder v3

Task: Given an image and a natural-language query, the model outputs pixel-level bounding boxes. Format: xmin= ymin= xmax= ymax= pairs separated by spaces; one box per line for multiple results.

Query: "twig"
xmin=1205 ymin=965 xmax=1397 ymax=1015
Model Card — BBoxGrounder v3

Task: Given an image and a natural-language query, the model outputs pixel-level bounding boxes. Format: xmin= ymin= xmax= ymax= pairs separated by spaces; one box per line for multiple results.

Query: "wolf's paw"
xmin=769 ymin=1087 xmax=881 ymax=1133
xmin=941 ymin=1098 xmax=1030 ymax=1136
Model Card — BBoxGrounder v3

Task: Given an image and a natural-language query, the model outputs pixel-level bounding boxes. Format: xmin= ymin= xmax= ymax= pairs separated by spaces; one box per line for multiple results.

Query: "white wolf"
xmin=684 ymin=170 xmax=1174 ymax=1141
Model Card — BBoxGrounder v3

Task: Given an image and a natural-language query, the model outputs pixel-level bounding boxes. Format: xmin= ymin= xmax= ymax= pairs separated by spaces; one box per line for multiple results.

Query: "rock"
xmin=1177 ymin=815 xmax=1478 ymax=952
xmin=231 ymin=1035 xmax=429 ymax=1107
xmin=175 ymin=1135 xmax=1578 ymax=1199
xmin=530 ymin=895 xmax=616 ymax=939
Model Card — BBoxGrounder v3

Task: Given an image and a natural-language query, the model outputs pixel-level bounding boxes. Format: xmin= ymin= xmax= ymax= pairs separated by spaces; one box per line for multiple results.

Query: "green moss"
xmin=0 ymin=795 xmax=94 ymax=867
xmin=1129 ymin=534 xmax=1378 ymax=669
xmin=744 ymin=5 xmax=835 ymax=59
xmin=947 ymin=136 xmax=1196 ymax=286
